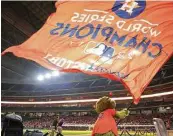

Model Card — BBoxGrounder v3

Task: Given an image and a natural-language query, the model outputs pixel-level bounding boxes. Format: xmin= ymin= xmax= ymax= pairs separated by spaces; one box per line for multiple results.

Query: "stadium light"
xmin=52 ymin=71 xmax=59 ymax=76
xmin=37 ymin=75 xmax=44 ymax=81
xmin=37 ymin=71 xmax=60 ymax=81
xmin=166 ymin=107 xmax=171 ymax=110
xmin=45 ymin=73 xmax=51 ymax=79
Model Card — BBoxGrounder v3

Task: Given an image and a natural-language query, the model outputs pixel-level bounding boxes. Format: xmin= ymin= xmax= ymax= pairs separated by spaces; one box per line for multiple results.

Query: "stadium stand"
xmin=20 ymin=113 xmax=173 ymax=130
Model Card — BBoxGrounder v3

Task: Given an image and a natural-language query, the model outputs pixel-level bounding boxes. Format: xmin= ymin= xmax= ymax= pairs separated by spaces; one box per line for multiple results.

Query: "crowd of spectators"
xmin=22 ymin=113 xmax=172 ymax=130
xmin=121 ymin=113 xmax=172 ymax=125
xmin=23 ymin=115 xmax=96 ymax=129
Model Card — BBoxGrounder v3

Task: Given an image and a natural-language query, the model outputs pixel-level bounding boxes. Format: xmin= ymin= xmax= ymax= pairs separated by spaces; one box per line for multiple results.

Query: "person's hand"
xmin=115 ymin=109 xmax=130 ymax=119
xmin=122 ymin=108 xmax=130 ymax=116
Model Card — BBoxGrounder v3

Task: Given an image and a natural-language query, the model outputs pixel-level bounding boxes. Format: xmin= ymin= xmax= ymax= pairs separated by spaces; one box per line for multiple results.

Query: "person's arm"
xmin=58 ymin=119 xmax=64 ymax=127
xmin=107 ymin=108 xmax=129 ymax=119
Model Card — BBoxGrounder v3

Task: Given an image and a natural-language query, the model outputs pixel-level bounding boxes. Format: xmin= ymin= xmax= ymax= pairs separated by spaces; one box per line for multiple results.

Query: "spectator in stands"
xmin=51 ymin=115 xmax=60 ymax=136
xmin=57 ymin=118 xmax=64 ymax=136
xmin=50 ymin=114 xmax=64 ymax=136
xmin=22 ymin=112 xmax=172 ymax=130
xmin=170 ymin=115 xmax=173 ymax=130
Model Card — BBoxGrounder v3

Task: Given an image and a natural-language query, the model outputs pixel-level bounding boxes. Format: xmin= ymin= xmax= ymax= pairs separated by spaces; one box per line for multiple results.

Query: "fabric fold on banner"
xmin=2 ymin=1 xmax=173 ymax=104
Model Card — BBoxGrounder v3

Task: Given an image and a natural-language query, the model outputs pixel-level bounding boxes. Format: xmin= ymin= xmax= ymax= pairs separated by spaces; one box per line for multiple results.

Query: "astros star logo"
xmin=119 ymin=0 xmax=141 ymax=15
xmin=112 ymin=0 xmax=146 ymax=19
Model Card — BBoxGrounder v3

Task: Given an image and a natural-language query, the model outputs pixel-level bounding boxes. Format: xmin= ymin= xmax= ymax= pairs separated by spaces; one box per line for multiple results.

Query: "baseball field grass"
xmin=38 ymin=129 xmax=154 ymax=136
xmin=41 ymin=130 xmax=91 ymax=135
xmin=62 ymin=130 xmax=91 ymax=135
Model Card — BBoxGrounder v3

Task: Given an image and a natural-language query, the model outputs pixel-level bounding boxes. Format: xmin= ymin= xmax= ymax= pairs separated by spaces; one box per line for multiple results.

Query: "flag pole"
xmin=117 ymin=101 xmax=134 ymax=125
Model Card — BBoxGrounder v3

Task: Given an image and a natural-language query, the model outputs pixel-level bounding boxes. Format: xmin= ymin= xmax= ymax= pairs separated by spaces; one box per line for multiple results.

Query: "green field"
xmin=25 ymin=129 xmax=91 ymax=136
xmin=33 ymin=129 xmax=155 ymax=136
xmin=42 ymin=130 xmax=91 ymax=135
xmin=62 ymin=130 xmax=91 ymax=135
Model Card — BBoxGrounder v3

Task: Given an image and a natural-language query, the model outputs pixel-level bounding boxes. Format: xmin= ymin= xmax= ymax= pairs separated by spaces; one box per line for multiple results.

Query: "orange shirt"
xmin=92 ymin=109 xmax=118 ymax=136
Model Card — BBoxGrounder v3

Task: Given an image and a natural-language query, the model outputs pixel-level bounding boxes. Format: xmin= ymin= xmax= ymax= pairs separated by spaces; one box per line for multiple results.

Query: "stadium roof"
xmin=1 ymin=1 xmax=173 ymax=99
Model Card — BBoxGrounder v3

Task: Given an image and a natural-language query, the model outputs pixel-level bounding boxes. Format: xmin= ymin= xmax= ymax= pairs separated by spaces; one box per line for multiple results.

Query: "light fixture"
xmin=52 ymin=71 xmax=59 ymax=76
xmin=37 ymin=75 xmax=44 ymax=81
xmin=45 ymin=73 xmax=51 ymax=79
xmin=166 ymin=107 xmax=171 ymax=110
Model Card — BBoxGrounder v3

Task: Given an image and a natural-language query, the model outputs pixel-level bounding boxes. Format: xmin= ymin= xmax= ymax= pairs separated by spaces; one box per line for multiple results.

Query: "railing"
xmin=118 ymin=125 xmax=156 ymax=136
xmin=25 ymin=124 xmax=157 ymax=136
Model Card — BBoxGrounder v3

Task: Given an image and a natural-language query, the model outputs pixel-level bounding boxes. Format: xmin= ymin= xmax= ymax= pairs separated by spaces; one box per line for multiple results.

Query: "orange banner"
xmin=2 ymin=1 xmax=173 ymax=104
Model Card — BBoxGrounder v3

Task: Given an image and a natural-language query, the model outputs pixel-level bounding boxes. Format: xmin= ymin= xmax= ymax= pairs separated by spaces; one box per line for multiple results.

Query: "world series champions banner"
xmin=2 ymin=0 xmax=173 ymax=104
